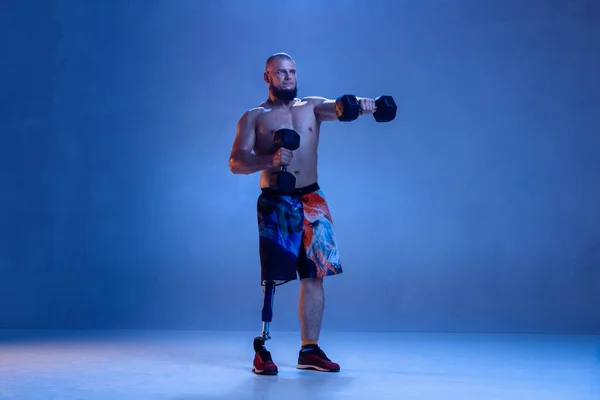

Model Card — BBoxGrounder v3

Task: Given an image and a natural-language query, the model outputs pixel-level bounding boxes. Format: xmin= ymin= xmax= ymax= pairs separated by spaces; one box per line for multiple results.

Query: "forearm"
xmin=229 ymin=151 xmax=274 ymax=175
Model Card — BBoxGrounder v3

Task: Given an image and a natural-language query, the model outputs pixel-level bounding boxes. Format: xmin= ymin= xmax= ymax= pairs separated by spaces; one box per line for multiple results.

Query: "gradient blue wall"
xmin=1 ymin=0 xmax=599 ymax=333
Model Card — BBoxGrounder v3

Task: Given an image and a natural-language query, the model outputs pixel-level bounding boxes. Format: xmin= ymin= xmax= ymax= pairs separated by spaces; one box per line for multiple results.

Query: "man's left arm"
xmin=304 ymin=96 xmax=375 ymax=122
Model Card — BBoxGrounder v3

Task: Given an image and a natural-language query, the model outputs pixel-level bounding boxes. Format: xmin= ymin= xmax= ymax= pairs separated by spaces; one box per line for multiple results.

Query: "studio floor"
xmin=0 ymin=330 xmax=598 ymax=400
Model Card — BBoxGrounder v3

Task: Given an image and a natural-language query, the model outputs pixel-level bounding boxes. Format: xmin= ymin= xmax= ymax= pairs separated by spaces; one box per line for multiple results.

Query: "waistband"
xmin=261 ymin=182 xmax=320 ymax=197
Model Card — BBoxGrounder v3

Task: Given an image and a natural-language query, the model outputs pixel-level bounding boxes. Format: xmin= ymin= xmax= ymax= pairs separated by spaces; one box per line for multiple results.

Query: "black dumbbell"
xmin=335 ymin=95 xmax=361 ymax=121
xmin=374 ymin=95 xmax=397 ymax=122
xmin=269 ymin=128 xmax=300 ymax=194
xmin=334 ymin=94 xmax=397 ymax=122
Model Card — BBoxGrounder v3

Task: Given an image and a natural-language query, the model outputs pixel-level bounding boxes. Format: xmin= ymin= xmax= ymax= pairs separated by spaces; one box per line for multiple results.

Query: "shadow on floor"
xmin=172 ymin=370 xmax=355 ymax=400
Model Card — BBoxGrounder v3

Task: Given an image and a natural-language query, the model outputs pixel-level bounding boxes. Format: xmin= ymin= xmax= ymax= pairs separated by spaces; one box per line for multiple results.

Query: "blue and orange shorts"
xmin=257 ymin=182 xmax=343 ymax=286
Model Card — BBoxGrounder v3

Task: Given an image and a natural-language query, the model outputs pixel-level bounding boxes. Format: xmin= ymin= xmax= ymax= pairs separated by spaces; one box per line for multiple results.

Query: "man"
xmin=229 ymin=53 xmax=375 ymax=374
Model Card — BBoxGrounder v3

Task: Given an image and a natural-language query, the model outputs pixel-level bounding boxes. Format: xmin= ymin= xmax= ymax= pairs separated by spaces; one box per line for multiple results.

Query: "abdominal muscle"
xmin=259 ymin=146 xmax=318 ymax=189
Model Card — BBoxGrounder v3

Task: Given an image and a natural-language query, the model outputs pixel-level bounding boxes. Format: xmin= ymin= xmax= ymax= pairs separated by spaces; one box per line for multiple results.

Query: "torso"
xmin=251 ymin=98 xmax=321 ymax=189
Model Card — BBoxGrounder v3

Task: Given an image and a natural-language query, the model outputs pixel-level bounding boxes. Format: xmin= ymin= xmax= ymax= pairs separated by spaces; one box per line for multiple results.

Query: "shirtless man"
xmin=229 ymin=53 xmax=376 ymax=375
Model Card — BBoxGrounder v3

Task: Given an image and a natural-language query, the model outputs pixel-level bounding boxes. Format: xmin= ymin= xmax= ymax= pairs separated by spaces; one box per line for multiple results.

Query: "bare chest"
xmin=254 ymin=103 xmax=319 ymax=151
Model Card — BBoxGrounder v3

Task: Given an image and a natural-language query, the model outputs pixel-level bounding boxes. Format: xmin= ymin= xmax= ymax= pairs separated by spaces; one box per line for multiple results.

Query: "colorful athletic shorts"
xmin=257 ymin=182 xmax=343 ymax=286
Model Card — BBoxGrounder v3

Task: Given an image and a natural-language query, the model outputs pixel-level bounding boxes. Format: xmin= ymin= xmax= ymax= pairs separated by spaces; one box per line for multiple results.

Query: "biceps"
xmin=232 ymin=131 xmax=255 ymax=154
xmin=231 ymin=118 xmax=256 ymax=155
xmin=315 ymin=100 xmax=338 ymax=121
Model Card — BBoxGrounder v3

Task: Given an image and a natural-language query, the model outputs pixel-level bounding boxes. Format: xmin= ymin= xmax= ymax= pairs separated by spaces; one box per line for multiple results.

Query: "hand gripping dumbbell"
xmin=269 ymin=128 xmax=300 ymax=194
xmin=334 ymin=94 xmax=397 ymax=122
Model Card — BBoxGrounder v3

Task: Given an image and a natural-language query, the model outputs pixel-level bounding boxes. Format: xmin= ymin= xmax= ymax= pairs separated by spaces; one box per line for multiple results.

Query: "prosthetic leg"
xmin=253 ymin=280 xmax=276 ymax=352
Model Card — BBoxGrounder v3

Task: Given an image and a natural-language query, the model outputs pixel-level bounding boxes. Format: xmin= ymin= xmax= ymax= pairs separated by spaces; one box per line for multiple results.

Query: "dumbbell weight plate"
xmin=269 ymin=170 xmax=296 ymax=194
xmin=374 ymin=95 xmax=397 ymax=122
xmin=273 ymin=129 xmax=300 ymax=151
xmin=335 ymin=94 xmax=360 ymax=122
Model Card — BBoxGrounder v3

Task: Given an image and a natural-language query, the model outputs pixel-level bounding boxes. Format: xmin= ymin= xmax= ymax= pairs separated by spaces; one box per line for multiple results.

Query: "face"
xmin=264 ymin=58 xmax=297 ymax=101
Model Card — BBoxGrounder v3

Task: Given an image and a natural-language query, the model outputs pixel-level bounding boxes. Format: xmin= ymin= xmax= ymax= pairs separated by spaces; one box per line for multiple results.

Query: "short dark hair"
xmin=265 ymin=53 xmax=295 ymax=70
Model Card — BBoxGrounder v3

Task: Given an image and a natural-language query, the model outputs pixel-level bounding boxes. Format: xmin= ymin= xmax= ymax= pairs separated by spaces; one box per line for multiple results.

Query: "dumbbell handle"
xmin=358 ymin=105 xmax=378 ymax=114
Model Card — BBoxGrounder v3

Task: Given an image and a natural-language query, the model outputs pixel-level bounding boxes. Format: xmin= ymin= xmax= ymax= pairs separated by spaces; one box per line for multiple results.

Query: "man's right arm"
xmin=229 ymin=110 xmax=274 ymax=175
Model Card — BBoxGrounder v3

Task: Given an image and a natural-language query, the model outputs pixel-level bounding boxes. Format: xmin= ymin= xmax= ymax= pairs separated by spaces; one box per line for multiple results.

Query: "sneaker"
xmin=253 ymin=348 xmax=278 ymax=375
xmin=297 ymin=345 xmax=340 ymax=372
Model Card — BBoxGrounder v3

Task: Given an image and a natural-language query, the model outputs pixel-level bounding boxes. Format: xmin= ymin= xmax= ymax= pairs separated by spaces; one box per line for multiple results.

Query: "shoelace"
xmin=258 ymin=348 xmax=273 ymax=361
xmin=315 ymin=348 xmax=331 ymax=361
xmin=305 ymin=346 xmax=331 ymax=361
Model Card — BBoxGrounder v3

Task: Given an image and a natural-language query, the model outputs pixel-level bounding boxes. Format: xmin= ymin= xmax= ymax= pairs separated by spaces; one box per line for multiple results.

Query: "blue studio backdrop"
xmin=1 ymin=0 xmax=599 ymax=334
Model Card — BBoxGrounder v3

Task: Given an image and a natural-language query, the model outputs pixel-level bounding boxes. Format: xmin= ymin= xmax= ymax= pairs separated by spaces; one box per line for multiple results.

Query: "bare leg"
xmin=298 ymin=277 xmax=324 ymax=342
xmin=296 ymin=277 xmax=340 ymax=372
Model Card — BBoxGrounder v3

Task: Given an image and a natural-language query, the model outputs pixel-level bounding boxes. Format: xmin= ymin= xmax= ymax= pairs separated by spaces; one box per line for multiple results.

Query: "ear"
xmin=263 ymin=71 xmax=270 ymax=84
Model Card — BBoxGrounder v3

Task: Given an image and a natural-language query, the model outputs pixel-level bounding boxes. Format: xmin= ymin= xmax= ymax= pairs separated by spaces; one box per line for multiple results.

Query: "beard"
xmin=271 ymin=84 xmax=298 ymax=102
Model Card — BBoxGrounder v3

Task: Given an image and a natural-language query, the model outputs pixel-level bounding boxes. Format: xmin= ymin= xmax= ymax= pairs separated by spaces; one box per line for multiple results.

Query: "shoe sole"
xmin=252 ymin=366 xmax=278 ymax=375
xmin=296 ymin=364 xmax=340 ymax=372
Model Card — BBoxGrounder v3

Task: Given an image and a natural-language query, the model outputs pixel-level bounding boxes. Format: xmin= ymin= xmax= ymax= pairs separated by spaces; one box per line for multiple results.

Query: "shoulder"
xmin=301 ymin=96 xmax=330 ymax=105
xmin=238 ymin=106 xmax=265 ymax=124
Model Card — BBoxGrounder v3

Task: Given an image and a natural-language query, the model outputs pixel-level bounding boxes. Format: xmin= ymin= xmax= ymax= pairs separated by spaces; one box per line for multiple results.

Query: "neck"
xmin=267 ymin=92 xmax=295 ymax=107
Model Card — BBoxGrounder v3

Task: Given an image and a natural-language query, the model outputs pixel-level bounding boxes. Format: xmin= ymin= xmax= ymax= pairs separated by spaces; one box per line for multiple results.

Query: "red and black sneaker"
xmin=253 ymin=347 xmax=278 ymax=375
xmin=297 ymin=345 xmax=340 ymax=372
